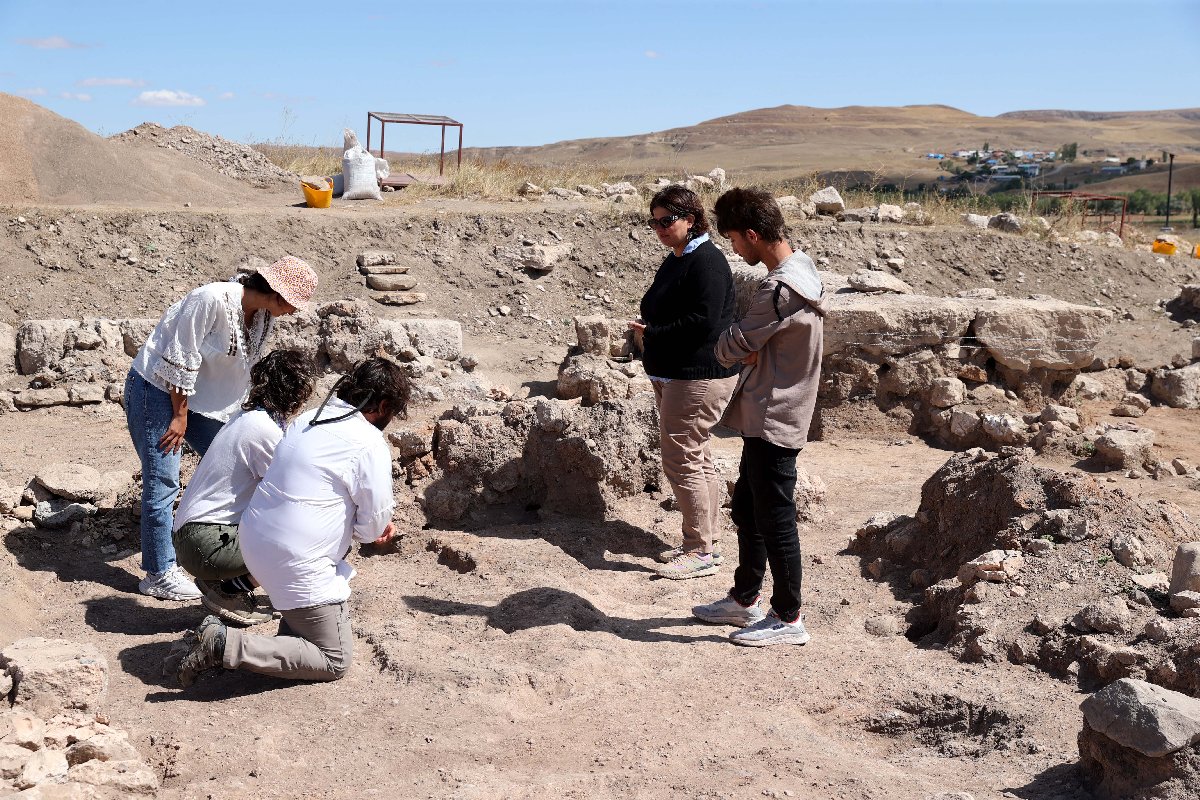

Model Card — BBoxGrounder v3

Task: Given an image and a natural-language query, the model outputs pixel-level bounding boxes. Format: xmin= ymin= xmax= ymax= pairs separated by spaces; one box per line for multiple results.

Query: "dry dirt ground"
xmin=3 ymin=154 xmax=1200 ymax=795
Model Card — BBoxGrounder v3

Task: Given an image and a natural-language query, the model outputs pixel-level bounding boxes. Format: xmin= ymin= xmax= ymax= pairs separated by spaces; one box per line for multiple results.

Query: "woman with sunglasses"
xmin=630 ymin=185 xmax=739 ymax=579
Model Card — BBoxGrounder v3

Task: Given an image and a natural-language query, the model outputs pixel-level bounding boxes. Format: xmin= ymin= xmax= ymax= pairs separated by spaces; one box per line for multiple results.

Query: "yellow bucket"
xmin=1194 ymin=244 xmax=1200 ymax=259
xmin=1152 ymin=240 xmax=1177 ymax=256
xmin=301 ymin=178 xmax=333 ymax=209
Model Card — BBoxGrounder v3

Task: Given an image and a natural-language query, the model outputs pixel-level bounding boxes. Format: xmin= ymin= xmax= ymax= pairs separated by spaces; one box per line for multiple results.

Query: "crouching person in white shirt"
xmin=172 ymin=349 xmax=315 ymax=626
xmin=173 ymin=357 xmax=410 ymax=686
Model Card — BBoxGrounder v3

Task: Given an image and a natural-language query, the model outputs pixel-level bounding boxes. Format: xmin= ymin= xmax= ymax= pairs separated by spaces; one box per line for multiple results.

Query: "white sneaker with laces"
xmin=729 ymin=609 xmax=811 ymax=647
xmin=692 ymin=593 xmax=767 ymax=627
xmin=139 ymin=565 xmax=201 ymax=601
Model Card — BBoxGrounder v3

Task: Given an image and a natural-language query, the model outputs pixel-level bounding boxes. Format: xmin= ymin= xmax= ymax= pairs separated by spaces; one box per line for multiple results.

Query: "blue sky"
xmin=2 ymin=0 xmax=1197 ymax=151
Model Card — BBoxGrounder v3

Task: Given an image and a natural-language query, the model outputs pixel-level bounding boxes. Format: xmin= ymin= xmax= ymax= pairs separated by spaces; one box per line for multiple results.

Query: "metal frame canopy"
xmin=1032 ymin=190 xmax=1128 ymax=239
xmin=365 ymin=111 xmax=463 ymax=177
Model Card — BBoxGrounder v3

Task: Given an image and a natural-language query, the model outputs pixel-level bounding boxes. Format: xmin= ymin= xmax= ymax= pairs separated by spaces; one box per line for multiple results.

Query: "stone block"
xmin=0 ymin=639 xmax=108 ymax=716
xmin=809 ymin=187 xmax=845 ymax=215
xmin=394 ymin=320 xmax=462 ymax=362
xmin=1080 ymin=678 xmax=1200 ymax=757
xmin=365 ymin=274 xmax=417 ymax=292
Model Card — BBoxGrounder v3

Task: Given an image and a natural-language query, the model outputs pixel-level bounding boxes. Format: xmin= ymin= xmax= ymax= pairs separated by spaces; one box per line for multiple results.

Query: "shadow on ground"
xmin=405 ymin=587 xmax=728 ymax=645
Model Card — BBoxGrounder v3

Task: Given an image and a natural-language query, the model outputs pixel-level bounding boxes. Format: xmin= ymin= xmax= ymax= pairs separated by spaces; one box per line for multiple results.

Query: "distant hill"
xmin=462 ymin=104 xmax=1200 ymax=185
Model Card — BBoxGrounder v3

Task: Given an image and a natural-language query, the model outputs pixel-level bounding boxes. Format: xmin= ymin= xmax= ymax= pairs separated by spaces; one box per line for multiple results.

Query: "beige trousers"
xmin=652 ymin=375 xmax=738 ymax=554
xmin=223 ymin=601 xmax=352 ymax=682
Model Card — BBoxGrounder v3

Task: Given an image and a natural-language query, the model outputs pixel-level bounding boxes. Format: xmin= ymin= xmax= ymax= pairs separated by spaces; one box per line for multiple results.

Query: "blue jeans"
xmin=730 ymin=436 xmax=804 ymax=622
xmin=124 ymin=369 xmax=224 ymax=574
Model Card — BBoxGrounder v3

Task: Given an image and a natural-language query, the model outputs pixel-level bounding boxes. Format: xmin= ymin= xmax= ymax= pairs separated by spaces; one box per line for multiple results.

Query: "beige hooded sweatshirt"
xmin=715 ymin=250 xmax=826 ymax=450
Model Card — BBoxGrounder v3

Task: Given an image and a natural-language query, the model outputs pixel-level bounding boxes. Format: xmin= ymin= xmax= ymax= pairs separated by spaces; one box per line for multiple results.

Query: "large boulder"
xmin=1094 ymin=426 xmax=1155 ymax=470
xmin=847 ymin=270 xmax=912 ymax=295
xmin=15 ymin=320 xmax=75 ymax=374
xmin=0 ymin=322 xmax=15 ymax=377
xmin=1079 ymin=679 xmax=1200 ymax=800
xmin=391 ymin=320 xmax=463 ymax=362
xmin=824 ymin=294 xmax=977 ymax=358
xmin=973 ymin=299 xmax=1112 ymax=371
xmin=33 ymin=464 xmax=126 ymax=505
xmin=1170 ymin=543 xmax=1200 ymax=613
xmin=809 ymin=187 xmax=845 ymax=215
xmin=422 ymin=395 xmax=663 ymax=522
xmin=1151 ymin=364 xmax=1200 ymax=409
xmin=0 ymin=639 xmax=108 ymax=716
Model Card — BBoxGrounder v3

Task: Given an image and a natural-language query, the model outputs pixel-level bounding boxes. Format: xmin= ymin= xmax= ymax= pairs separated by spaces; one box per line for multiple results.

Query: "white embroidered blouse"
xmin=131 ymin=282 xmax=273 ymax=422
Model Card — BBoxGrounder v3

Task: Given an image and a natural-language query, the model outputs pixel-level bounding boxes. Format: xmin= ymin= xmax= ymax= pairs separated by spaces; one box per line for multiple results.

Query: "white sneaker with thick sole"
xmin=139 ymin=566 xmax=201 ymax=601
xmin=692 ymin=594 xmax=766 ymax=627
xmin=655 ymin=546 xmax=724 ymax=565
xmin=729 ymin=610 xmax=811 ymax=647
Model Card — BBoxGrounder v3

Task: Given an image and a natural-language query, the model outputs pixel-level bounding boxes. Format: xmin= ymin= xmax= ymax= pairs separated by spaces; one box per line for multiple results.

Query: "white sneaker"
xmin=139 ymin=566 xmax=201 ymax=601
xmin=729 ymin=609 xmax=811 ymax=647
xmin=655 ymin=546 xmax=724 ymax=565
xmin=692 ymin=593 xmax=766 ymax=627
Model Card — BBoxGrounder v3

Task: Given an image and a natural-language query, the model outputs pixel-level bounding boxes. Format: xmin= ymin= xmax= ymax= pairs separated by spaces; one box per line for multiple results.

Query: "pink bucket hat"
xmin=258 ymin=256 xmax=318 ymax=311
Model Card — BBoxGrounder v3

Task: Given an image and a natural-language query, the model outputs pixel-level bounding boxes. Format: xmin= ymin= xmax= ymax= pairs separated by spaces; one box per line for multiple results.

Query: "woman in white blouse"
xmin=124 ymin=256 xmax=317 ymax=601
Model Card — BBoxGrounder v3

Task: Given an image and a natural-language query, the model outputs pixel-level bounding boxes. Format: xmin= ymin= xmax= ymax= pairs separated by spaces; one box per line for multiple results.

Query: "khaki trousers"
xmin=223 ymin=601 xmax=352 ymax=682
xmin=652 ymin=375 xmax=738 ymax=554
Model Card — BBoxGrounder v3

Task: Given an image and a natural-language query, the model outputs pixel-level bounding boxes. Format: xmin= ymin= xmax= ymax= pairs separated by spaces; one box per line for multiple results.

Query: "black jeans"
xmin=730 ymin=436 xmax=803 ymax=622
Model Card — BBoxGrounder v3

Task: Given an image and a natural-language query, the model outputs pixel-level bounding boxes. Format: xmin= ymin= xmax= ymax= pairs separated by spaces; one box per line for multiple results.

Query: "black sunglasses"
xmin=647 ymin=214 xmax=684 ymax=229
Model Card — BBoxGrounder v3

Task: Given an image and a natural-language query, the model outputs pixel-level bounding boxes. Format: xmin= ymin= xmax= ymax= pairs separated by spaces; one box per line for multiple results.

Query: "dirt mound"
xmin=110 ymin=122 xmax=297 ymax=191
xmin=855 ymin=449 xmax=1200 ymax=695
xmin=0 ymin=93 xmax=275 ymax=207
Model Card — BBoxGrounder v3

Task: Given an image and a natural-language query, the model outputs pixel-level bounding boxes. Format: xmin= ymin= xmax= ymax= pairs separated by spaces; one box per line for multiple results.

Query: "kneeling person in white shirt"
xmin=172 ymin=349 xmax=315 ymax=626
xmin=175 ymin=357 xmax=410 ymax=686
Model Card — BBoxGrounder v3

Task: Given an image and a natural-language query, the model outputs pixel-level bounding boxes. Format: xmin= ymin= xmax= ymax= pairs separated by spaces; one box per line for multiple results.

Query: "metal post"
xmin=439 ymin=125 xmax=446 ymax=176
xmin=457 ymin=125 xmax=463 ymax=170
xmin=1163 ymin=153 xmax=1175 ymax=231
xmin=380 ymin=122 xmax=386 ymax=162
xmin=365 ymin=113 xmax=371 ymax=154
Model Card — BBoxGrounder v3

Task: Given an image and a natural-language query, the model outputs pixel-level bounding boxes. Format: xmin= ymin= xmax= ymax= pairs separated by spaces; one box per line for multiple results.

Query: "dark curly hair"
xmin=336 ymin=357 xmax=410 ymax=420
xmin=243 ymin=349 xmax=315 ymax=419
xmin=650 ymin=185 xmax=710 ymax=239
xmin=713 ymin=187 xmax=788 ymax=243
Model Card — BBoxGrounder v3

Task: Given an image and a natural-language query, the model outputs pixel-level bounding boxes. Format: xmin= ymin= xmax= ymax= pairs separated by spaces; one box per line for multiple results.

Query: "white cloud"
xmin=18 ymin=87 xmax=47 ymax=97
xmin=644 ymin=50 xmax=661 ymax=59
xmin=218 ymin=91 xmax=235 ymax=100
xmin=132 ymin=89 xmax=206 ymax=107
xmin=79 ymin=77 xmax=145 ymax=87
xmin=59 ymin=91 xmax=91 ymax=101
xmin=16 ymin=36 xmax=90 ymax=50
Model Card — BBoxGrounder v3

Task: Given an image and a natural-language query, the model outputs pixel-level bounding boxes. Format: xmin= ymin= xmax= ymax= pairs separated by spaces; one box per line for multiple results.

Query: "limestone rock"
xmin=929 ymin=377 xmax=966 ymax=408
xmin=356 ymin=251 xmax=396 ymax=268
xmin=65 ymin=731 xmax=141 ymax=765
xmin=0 ymin=322 xmax=15 ymax=377
xmin=847 ymin=270 xmax=912 ymax=295
xmin=15 ymin=748 xmax=68 ymax=790
xmin=809 ymin=187 xmax=845 ymax=215
xmin=981 ymin=413 xmax=1026 ymax=444
xmin=0 ymin=639 xmax=108 ymax=716
xmin=1040 ymin=404 xmax=1080 ymax=429
xmin=33 ymin=464 xmax=109 ymax=503
xmin=13 ymin=388 xmax=71 ymax=409
xmin=519 ymin=243 xmax=572 ymax=273
xmin=15 ymin=320 xmax=74 ymax=375
xmin=973 ymin=299 xmax=1112 ymax=371
xmin=1151 ymin=363 xmax=1200 ymax=409
xmin=957 ymin=549 xmax=1023 ymax=585
xmin=68 ymin=758 xmax=159 ymax=794
xmin=574 ymin=316 xmax=615 ymax=357
xmin=1073 ymin=598 xmax=1133 ymax=635
xmin=373 ymin=291 xmax=426 ymax=306
xmin=840 ymin=207 xmax=876 ymax=223
xmin=1081 ymin=678 xmax=1200 ymax=757
xmin=391 ymin=320 xmax=462 ymax=362
xmin=0 ymin=741 xmax=31 ymax=779
xmin=1094 ymin=427 xmax=1155 ymax=470
xmin=517 ymin=181 xmax=544 ymax=198
xmin=365 ymin=274 xmax=417 ymax=292
xmin=877 ymin=203 xmax=904 ymax=223
xmin=988 ymin=212 xmax=1023 ymax=233
xmin=962 ymin=213 xmax=991 ymax=229
xmin=1170 ymin=543 xmax=1200 ymax=612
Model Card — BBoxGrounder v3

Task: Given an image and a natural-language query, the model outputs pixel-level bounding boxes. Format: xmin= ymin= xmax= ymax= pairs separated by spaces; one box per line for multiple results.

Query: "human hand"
xmin=741 ymin=352 xmax=758 ymax=366
xmin=627 ymin=320 xmax=646 ymax=333
xmin=157 ymin=415 xmax=187 ymax=454
xmin=374 ymin=522 xmax=396 ymax=546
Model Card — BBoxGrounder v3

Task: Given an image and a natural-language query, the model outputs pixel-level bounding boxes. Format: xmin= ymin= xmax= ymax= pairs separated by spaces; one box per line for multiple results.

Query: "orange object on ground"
xmin=301 ymin=178 xmax=333 ymax=209
xmin=1152 ymin=240 xmax=1178 ymax=256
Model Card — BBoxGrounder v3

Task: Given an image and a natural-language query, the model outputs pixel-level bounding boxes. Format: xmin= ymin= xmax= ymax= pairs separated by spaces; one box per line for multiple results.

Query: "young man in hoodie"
xmin=693 ymin=188 xmax=826 ymax=647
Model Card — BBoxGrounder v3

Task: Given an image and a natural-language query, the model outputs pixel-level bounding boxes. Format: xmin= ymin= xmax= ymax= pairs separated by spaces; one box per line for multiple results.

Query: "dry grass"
xmin=254 ymin=143 xmax=1144 ymax=247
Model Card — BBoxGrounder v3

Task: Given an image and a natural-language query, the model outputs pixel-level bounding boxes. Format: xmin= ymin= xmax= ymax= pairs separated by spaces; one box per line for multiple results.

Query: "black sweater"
xmin=639 ymin=239 xmax=739 ymax=381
